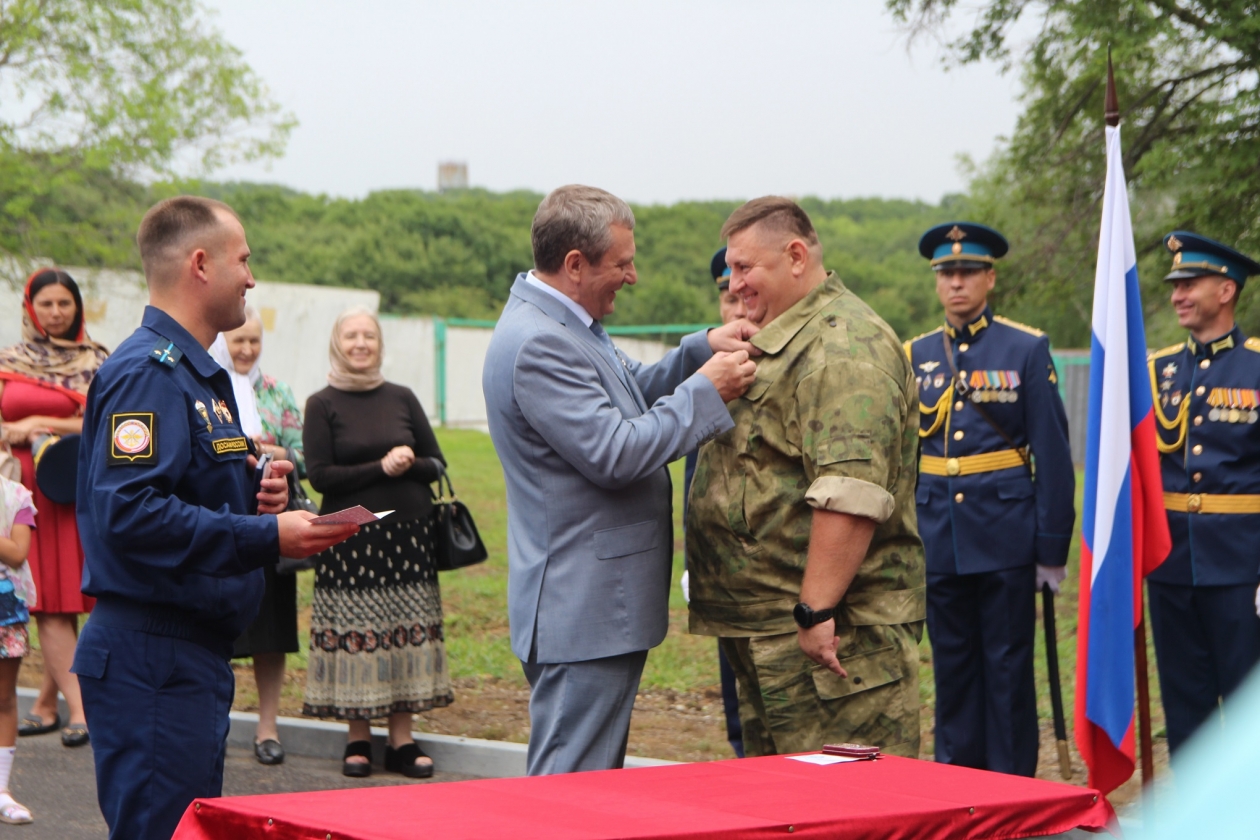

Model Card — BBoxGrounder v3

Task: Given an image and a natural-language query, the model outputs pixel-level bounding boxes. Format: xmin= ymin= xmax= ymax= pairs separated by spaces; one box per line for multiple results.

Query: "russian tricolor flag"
xmin=1076 ymin=122 xmax=1171 ymax=795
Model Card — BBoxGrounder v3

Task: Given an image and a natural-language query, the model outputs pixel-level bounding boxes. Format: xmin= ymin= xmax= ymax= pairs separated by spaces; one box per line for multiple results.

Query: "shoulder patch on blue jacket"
xmin=149 ymin=339 xmax=183 ymax=368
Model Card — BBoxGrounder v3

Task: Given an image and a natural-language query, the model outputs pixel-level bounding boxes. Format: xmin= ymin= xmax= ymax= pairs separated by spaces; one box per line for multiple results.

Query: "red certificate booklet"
xmin=308 ymin=506 xmax=393 ymax=526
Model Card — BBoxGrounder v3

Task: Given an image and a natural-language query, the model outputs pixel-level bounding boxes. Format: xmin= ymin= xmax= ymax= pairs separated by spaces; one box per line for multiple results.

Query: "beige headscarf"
xmin=327 ymin=306 xmax=386 ymax=392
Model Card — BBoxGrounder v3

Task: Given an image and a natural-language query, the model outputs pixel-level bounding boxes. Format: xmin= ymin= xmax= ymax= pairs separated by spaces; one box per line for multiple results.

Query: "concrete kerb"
xmin=18 ymin=687 xmax=675 ymax=779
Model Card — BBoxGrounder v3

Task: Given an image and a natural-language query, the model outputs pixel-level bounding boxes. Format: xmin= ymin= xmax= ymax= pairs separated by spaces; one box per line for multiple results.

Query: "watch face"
xmin=793 ymin=602 xmax=813 ymax=628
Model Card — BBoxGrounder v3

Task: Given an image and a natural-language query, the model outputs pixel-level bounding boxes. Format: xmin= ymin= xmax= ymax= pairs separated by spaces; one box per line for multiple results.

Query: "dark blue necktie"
xmin=590 ymin=321 xmax=631 ymax=389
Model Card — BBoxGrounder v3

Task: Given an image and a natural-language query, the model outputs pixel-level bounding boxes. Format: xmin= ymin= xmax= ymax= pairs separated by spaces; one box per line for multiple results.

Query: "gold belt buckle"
xmin=1187 ymin=493 xmax=1203 ymax=513
xmin=946 ymin=457 xmax=961 ymax=477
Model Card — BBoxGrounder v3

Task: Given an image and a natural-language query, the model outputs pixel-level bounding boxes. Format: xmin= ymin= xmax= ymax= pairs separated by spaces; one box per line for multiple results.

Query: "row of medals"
xmin=967 ymin=388 xmax=1018 ymax=403
xmin=1209 ymin=406 xmax=1260 ymax=424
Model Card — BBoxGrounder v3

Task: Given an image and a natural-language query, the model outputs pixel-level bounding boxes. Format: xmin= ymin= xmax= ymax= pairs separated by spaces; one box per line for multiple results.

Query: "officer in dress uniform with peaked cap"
xmin=71 ymin=196 xmax=360 ymax=840
xmin=1146 ymin=231 xmax=1260 ymax=755
xmin=905 ymin=222 xmax=1075 ymax=776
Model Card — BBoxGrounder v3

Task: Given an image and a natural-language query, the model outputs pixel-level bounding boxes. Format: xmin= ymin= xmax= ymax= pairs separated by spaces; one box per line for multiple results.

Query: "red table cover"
xmin=172 ymin=754 xmax=1115 ymax=840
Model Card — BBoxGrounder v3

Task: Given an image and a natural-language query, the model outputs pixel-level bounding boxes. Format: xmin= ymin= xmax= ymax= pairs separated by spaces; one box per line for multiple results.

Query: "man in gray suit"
xmin=483 ymin=185 xmax=758 ymax=775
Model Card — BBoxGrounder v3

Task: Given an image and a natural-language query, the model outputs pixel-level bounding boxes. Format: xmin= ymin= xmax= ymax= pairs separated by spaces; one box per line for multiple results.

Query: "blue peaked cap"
xmin=1163 ymin=231 xmax=1260 ymax=288
xmin=918 ymin=222 xmax=1009 ymax=270
xmin=710 ymin=247 xmax=731 ymax=289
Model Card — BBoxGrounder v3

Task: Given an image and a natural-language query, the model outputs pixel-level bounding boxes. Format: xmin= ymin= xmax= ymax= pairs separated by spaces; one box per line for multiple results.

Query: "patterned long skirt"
xmin=302 ymin=517 xmax=454 ymax=720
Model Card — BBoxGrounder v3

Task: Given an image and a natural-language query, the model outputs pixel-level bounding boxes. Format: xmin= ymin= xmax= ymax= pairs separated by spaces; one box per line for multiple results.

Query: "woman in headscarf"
xmin=0 ymin=269 xmax=109 ymax=749
xmin=302 ymin=307 xmax=452 ymax=778
xmin=209 ymin=308 xmax=306 ymax=766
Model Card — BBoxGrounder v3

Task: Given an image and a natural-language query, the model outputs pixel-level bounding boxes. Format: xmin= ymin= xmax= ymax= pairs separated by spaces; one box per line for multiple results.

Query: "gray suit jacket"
xmin=483 ymin=275 xmax=733 ymax=664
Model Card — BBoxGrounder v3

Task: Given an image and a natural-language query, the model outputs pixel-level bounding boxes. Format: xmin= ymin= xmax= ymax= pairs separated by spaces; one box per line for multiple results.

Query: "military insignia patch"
xmin=1167 ymin=234 xmax=1182 ymax=253
xmin=212 ymin=436 xmax=249 ymax=455
xmin=217 ymin=400 xmax=234 ymax=424
xmin=149 ymin=339 xmax=183 ymax=368
xmin=933 ymin=373 xmax=945 ymax=389
xmin=1162 ymin=362 xmax=1178 ymax=378
xmin=109 ymin=413 xmax=156 ymax=464
xmin=919 ymin=361 xmax=940 ymax=373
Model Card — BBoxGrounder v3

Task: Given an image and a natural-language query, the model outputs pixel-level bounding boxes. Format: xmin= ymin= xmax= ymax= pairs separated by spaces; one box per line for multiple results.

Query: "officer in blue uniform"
xmin=906 ymin=222 xmax=1075 ymax=776
xmin=1146 ymin=231 xmax=1260 ymax=755
xmin=71 ymin=196 xmax=358 ymax=840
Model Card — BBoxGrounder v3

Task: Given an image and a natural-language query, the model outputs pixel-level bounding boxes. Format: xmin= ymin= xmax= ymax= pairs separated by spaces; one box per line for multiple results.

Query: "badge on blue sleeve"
xmin=109 ymin=413 xmax=157 ymax=465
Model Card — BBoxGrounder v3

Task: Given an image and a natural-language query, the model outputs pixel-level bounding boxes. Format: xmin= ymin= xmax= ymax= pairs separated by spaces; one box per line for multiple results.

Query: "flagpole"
xmin=1105 ymin=47 xmax=1156 ymax=787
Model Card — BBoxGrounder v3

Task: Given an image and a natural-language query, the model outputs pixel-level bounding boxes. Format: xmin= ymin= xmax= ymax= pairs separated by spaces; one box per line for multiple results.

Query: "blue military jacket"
xmin=1149 ymin=326 xmax=1260 ymax=586
xmin=77 ymin=306 xmax=278 ymax=639
xmin=907 ymin=307 xmax=1075 ymax=575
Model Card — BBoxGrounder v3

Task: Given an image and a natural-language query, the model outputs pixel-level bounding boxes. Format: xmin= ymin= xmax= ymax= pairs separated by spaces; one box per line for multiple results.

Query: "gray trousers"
xmin=521 ymin=649 xmax=648 ymax=775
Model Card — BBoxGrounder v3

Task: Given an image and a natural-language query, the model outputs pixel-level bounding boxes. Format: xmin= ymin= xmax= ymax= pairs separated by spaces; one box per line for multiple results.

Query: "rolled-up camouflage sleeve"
xmin=796 ymin=360 xmax=906 ymax=523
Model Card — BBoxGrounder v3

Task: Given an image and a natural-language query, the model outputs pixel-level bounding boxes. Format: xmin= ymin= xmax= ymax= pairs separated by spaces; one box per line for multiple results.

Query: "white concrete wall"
xmin=379 ymin=316 xmax=437 ymax=418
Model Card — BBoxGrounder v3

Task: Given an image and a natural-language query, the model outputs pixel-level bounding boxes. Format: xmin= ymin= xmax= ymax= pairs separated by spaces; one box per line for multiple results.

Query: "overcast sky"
xmin=206 ymin=1 xmax=1024 ymax=205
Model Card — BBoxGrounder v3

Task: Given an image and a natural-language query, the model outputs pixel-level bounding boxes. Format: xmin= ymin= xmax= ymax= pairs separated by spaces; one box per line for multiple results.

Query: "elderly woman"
xmin=302 ymin=307 xmax=452 ymax=778
xmin=209 ymin=308 xmax=306 ymax=766
xmin=0 ymin=269 xmax=109 ymax=749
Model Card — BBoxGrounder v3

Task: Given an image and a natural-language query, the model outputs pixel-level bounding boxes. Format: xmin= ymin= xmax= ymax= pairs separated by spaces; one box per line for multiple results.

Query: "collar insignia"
xmin=1211 ymin=335 xmax=1235 ymax=355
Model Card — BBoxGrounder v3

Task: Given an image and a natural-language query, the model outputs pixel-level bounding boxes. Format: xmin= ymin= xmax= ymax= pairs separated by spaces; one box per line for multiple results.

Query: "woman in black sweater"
xmin=302 ymin=307 xmax=452 ymax=778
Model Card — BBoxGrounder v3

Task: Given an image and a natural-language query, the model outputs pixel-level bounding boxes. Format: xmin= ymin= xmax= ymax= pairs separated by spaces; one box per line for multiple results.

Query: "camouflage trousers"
xmin=718 ymin=622 xmax=923 ymax=758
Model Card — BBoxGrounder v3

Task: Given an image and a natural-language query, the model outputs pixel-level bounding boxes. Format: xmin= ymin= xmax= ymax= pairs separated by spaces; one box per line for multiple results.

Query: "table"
xmin=172 ymin=754 xmax=1115 ymax=840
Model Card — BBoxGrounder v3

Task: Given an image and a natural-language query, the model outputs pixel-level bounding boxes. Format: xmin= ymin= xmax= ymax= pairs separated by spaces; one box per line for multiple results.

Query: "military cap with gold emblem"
xmin=1163 ymin=230 xmax=1260 ymax=288
xmin=918 ymin=222 xmax=1009 ymax=271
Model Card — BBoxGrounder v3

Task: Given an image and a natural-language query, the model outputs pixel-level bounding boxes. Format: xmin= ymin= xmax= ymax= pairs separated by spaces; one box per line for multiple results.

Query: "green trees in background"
xmin=208 ymin=184 xmax=956 ymax=341
xmin=0 ymin=0 xmax=293 ymax=263
xmin=887 ymin=0 xmax=1260 ymax=347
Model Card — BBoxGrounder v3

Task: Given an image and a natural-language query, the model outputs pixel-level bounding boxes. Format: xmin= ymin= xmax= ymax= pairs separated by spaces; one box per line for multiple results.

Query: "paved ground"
xmin=10 ymin=730 xmax=476 ymax=839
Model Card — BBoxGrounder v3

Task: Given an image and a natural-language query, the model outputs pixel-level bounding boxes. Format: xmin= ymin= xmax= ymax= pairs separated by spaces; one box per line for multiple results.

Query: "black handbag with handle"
xmin=277 ymin=448 xmax=320 ymax=574
xmin=429 ymin=466 xmax=487 ymax=571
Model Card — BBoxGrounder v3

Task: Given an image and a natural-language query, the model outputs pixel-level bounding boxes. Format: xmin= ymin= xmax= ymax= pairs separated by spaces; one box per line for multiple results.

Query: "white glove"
xmin=1036 ymin=564 xmax=1067 ymax=595
xmin=681 ymin=569 xmax=690 ymax=604
xmin=1254 ymin=583 xmax=1260 ymax=618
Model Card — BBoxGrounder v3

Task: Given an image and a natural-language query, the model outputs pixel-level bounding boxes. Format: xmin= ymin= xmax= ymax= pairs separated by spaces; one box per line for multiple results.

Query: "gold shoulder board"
xmin=1245 ymin=337 xmax=1260 ymax=353
xmin=1149 ymin=341 xmax=1187 ymax=360
xmin=906 ymin=326 xmax=944 ymax=349
xmin=992 ymin=315 xmax=1045 ymax=337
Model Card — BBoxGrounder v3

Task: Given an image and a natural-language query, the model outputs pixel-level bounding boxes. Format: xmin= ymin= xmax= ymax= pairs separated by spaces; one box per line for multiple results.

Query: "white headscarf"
xmin=208 ymin=325 xmax=264 ymax=440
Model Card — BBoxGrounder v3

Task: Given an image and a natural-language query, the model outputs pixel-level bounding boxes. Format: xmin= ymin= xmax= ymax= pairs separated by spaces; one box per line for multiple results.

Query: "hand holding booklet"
xmin=309 ymin=506 xmax=393 ymax=526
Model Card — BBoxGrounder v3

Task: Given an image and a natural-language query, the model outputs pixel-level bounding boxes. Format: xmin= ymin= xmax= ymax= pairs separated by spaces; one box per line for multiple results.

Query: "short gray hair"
xmin=531 ymin=185 xmax=635 ymax=274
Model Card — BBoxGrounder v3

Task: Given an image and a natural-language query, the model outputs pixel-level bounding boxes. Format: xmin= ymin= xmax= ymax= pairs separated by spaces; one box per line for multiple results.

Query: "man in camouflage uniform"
xmin=686 ymin=197 xmax=925 ymax=757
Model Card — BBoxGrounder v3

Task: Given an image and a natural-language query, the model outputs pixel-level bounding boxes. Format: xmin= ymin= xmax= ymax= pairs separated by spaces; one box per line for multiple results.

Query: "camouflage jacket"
xmin=686 ymin=272 xmax=926 ymax=637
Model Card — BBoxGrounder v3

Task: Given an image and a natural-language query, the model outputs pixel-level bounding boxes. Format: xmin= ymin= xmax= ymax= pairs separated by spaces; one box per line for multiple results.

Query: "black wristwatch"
xmin=793 ymin=602 xmax=837 ymax=629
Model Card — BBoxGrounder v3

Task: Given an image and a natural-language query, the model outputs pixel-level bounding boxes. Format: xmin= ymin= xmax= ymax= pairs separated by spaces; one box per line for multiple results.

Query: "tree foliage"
xmin=887 ymin=0 xmax=1260 ymax=345
xmin=0 ymin=0 xmax=294 ymax=265
xmin=11 ymin=173 xmax=963 ymax=340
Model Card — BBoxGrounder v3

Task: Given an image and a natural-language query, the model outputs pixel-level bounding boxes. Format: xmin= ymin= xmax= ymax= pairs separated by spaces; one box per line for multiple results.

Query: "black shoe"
xmin=384 ymin=742 xmax=434 ymax=779
xmin=18 ymin=713 xmax=60 ymax=737
xmin=342 ymin=740 xmax=372 ymax=777
xmin=254 ymin=738 xmax=285 ymax=765
xmin=61 ymin=724 xmax=89 ymax=747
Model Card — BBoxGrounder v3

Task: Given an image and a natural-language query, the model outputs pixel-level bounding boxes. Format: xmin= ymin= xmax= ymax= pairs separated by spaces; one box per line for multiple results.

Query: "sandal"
xmin=61 ymin=724 xmax=90 ymax=748
xmin=0 ymin=792 xmax=32 ymax=824
xmin=17 ymin=713 xmax=60 ymax=737
xmin=342 ymin=740 xmax=372 ymax=777
xmin=384 ymin=741 xmax=434 ymax=779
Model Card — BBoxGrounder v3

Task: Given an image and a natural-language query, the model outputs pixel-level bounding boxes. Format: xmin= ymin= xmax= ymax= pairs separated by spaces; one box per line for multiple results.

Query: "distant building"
xmin=438 ymin=161 xmax=468 ymax=192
